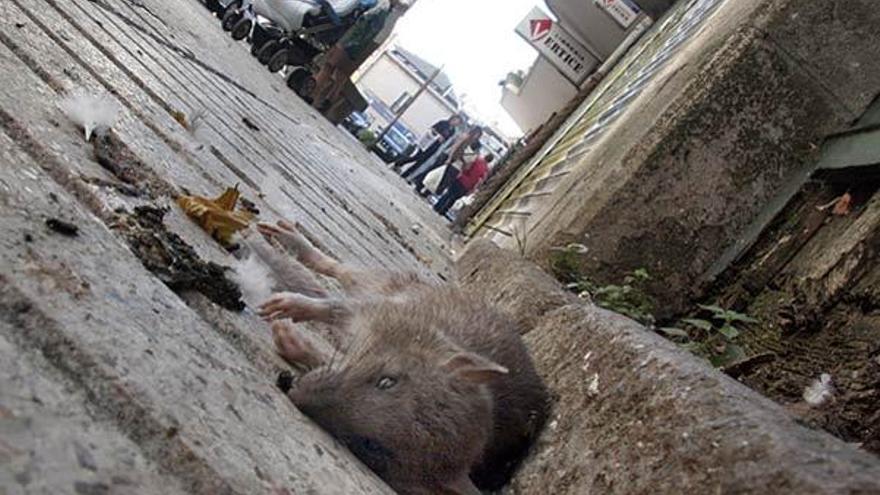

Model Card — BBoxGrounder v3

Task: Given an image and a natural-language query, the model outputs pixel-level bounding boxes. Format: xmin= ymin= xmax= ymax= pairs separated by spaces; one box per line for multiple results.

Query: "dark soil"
xmin=740 ymin=297 xmax=880 ymax=453
xmin=696 ymin=173 xmax=880 ymax=455
xmin=114 ymin=206 xmax=244 ymax=311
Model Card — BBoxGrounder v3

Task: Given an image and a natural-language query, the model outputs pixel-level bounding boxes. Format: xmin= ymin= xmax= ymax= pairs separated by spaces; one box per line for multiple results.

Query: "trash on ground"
xmin=45 ymin=217 xmax=79 ymax=237
xmin=114 ymin=205 xmax=244 ymax=311
xmin=804 ymin=373 xmax=835 ymax=407
xmin=241 ymin=117 xmax=260 ymax=132
xmin=91 ymin=129 xmax=175 ymax=198
xmin=177 ymin=185 xmax=255 ymax=246
xmin=832 ymin=192 xmax=852 ymax=216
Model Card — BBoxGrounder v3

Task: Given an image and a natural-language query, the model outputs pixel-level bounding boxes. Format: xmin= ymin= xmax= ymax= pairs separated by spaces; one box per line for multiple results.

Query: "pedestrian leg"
xmin=435 ymin=182 xmax=466 ymax=215
xmin=395 ymin=148 xmax=426 ymax=172
xmin=435 ymin=165 xmax=459 ymax=197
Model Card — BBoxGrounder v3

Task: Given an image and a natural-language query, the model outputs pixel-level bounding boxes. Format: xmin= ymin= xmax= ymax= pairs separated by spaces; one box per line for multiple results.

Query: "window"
xmin=391 ymin=92 xmax=411 ymax=114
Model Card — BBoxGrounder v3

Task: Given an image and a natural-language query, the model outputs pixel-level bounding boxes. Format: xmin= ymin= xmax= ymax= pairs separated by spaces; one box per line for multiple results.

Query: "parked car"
xmin=342 ymin=111 xmax=371 ymax=136
xmin=373 ymin=124 xmax=416 ymax=163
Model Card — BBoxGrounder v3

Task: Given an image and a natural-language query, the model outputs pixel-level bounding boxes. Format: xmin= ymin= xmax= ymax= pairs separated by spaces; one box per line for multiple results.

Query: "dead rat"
xmin=256 ymin=220 xmax=548 ymax=495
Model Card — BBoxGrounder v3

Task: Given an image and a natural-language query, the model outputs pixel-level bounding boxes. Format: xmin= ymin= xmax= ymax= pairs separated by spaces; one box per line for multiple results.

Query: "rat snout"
xmin=289 ymin=388 xmax=331 ymax=419
xmin=292 ymin=391 xmax=350 ymax=442
xmin=288 ymin=373 xmax=345 ymax=434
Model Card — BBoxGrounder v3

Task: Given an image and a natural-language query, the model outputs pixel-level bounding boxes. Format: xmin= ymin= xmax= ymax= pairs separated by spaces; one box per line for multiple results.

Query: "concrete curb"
xmin=457 ymin=240 xmax=880 ymax=494
xmin=456 ymin=239 xmax=580 ymax=333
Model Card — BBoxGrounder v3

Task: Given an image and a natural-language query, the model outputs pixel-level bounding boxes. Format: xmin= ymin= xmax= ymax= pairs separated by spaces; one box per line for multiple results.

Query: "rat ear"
xmin=441 ymin=352 xmax=508 ymax=384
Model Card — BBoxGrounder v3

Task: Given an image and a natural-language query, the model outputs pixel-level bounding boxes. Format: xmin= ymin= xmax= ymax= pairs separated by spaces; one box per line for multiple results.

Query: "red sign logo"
xmin=529 ymin=18 xmax=552 ymax=41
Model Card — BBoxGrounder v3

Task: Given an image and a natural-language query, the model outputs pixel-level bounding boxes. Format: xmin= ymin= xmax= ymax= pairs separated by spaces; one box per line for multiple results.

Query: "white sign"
xmin=515 ymin=7 xmax=593 ymax=86
xmin=597 ymin=0 xmax=641 ymax=29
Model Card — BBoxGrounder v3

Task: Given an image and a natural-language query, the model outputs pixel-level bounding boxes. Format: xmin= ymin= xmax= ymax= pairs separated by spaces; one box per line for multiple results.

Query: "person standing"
xmin=434 ymin=153 xmax=494 ymax=216
xmin=435 ymin=137 xmax=481 ymax=199
xmin=395 ymin=115 xmax=462 ymax=174
xmin=312 ymin=0 xmax=399 ymax=111
xmin=410 ymin=126 xmax=482 ymax=196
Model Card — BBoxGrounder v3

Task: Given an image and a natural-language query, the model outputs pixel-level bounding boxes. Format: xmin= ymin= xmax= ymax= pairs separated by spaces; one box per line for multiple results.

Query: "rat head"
xmin=289 ymin=301 xmax=507 ymax=488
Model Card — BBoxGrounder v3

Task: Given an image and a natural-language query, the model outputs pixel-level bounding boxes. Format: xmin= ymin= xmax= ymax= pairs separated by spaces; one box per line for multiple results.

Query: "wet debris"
xmin=241 ymin=117 xmax=260 ymax=132
xmin=59 ymin=91 xmax=174 ymax=198
xmin=777 ymin=294 xmax=822 ymax=335
xmin=721 ymin=352 xmax=777 ymax=379
xmin=367 ymin=206 xmax=425 ymax=263
xmin=113 ymin=205 xmax=244 ymax=311
xmin=92 ymin=129 xmax=176 ymax=198
xmin=81 ymin=175 xmax=143 ymax=197
xmin=239 ymin=197 xmax=261 ymax=216
xmin=45 ymin=217 xmax=79 ymax=237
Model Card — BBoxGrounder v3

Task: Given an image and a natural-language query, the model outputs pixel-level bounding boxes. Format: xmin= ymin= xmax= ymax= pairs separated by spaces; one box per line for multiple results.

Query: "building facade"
xmin=501 ymin=57 xmax=579 ymax=135
xmin=354 ymin=46 xmax=460 ymax=140
xmin=500 ymin=1 xmax=649 ymax=135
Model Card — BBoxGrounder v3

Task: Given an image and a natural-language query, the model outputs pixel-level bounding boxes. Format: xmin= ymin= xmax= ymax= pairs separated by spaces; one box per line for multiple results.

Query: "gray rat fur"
xmin=255 ymin=220 xmax=548 ymax=494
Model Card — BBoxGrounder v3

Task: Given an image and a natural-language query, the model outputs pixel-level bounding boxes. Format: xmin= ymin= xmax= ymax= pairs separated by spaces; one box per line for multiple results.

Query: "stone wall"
xmin=484 ymin=0 xmax=880 ymax=316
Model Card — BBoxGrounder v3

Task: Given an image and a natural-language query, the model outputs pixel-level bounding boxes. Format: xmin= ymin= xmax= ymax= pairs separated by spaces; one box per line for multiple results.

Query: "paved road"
xmin=0 ymin=1 xmax=450 ymax=493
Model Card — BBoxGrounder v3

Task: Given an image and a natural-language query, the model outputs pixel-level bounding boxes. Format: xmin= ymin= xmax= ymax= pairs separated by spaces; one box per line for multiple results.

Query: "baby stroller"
xmin=223 ymin=0 xmax=379 ymax=73
xmin=202 ymin=0 xmax=236 ymax=16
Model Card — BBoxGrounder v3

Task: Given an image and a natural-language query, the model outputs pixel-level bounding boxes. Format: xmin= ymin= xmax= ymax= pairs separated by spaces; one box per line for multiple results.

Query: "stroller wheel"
xmin=231 ymin=18 xmax=252 ymax=41
xmin=220 ymin=3 xmax=242 ymax=31
xmin=257 ymin=41 xmax=280 ymax=65
xmin=288 ymin=69 xmax=316 ymax=99
xmin=267 ymin=49 xmax=288 ymax=73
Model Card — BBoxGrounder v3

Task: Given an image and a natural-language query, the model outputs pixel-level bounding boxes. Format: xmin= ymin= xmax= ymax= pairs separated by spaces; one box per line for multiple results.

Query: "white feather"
xmin=232 ymin=253 xmax=275 ymax=308
xmin=803 ymin=373 xmax=834 ymax=407
xmin=59 ymin=91 xmax=120 ymax=141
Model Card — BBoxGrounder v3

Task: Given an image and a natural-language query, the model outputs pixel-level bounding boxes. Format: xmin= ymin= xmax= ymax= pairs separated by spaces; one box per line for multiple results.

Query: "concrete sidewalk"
xmin=0 ymin=0 xmax=451 ymax=493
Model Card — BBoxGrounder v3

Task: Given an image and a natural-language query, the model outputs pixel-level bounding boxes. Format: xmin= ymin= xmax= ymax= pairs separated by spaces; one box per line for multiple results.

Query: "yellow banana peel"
xmin=177 ymin=185 xmax=255 ymax=245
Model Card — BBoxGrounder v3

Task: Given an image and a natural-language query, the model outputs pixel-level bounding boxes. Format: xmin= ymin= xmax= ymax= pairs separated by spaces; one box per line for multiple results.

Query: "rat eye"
xmin=376 ymin=376 xmax=397 ymax=390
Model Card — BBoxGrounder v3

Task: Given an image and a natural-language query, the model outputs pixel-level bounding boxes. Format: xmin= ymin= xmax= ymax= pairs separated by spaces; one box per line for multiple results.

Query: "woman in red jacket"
xmin=434 ymin=153 xmax=495 ymax=216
